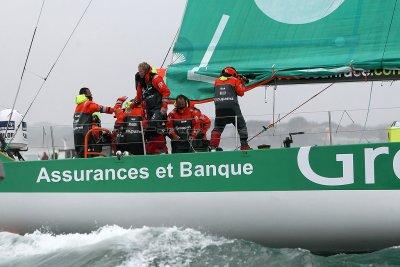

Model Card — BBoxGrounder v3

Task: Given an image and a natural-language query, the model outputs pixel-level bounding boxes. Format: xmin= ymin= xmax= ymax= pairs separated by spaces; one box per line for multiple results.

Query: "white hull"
xmin=1 ymin=191 xmax=400 ymax=253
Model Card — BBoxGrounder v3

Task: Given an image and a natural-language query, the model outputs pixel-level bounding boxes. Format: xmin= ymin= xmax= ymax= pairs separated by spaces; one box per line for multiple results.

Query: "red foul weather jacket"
xmin=166 ymin=107 xmax=201 ymax=140
xmin=134 ymin=74 xmax=170 ymax=113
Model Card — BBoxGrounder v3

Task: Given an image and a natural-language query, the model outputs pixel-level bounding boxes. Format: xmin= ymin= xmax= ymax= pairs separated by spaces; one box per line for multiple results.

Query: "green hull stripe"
xmin=1 ymin=142 xmax=400 ymax=192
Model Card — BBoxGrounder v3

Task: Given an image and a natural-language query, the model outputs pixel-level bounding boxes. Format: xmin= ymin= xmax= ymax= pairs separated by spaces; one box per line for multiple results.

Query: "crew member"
xmin=112 ymin=96 xmax=128 ymax=153
xmin=114 ymin=96 xmax=146 ymax=155
xmin=132 ymin=62 xmax=170 ymax=154
xmin=192 ymin=105 xmax=211 ymax=151
xmin=167 ymin=95 xmax=200 ymax=153
xmin=210 ymin=67 xmax=251 ymax=151
xmin=89 ymin=112 xmax=103 ymax=154
xmin=73 ymin=87 xmax=114 ymax=158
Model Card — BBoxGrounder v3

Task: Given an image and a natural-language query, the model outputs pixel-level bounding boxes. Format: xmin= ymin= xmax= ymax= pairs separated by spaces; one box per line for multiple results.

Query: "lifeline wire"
xmin=7 ymin=0 xmax=94 ymax=148
xmin=4 ymin=0 xmax=46 ymax=143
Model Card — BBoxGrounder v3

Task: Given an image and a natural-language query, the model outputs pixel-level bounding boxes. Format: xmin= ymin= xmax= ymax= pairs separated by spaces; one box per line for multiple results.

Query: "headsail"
xmin=166 ymin=0 xmax=400 ymax=100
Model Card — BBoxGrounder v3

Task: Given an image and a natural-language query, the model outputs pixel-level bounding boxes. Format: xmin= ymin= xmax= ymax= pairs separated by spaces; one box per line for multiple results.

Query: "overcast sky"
xmin=0 ymin=0 xmax=399 ymax=129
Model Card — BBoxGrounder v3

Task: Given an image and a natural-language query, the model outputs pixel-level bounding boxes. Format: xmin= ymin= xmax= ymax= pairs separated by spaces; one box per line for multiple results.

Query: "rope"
xmin=44 ymin=0 xmax=94 ymax=79
xmin=272 ymin=78 xmax=277 ymax=124
xmin=161 ymin=28 xmax=180 ymax=68
xmin=4 ymin=0 xmax=46 ymax=142
xmin=335 ymin=110 xmax=355 ymax=133
xmin=246 ymin=82 xmax=335 ymax=145
xmin=160 ymin=0 xmax=188 ymax=68
xmin=359 ymin=81 xmax=374 ymax=143
xmin=6 ymin=0 xmax=94 ymax=149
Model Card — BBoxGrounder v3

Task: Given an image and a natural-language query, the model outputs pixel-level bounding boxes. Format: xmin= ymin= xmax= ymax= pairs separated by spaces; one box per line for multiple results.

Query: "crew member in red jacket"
xmin=73 ymin=87 xmax=114 ymax=158
xmin=133 ymin=62 xmax=170 ymax=154
xmin=88 ymin=112 xmax=112 ymax=156
xmin=89 ymin=112 xmax=103 ymax=154
xmin=210 ymin=67 xmax=251 ymax=151
xmin=167 ymin=95 xmax=201 ymax=153
xmin=113 ymin=96 xmax=146 ymax=155
xmin=192 ymin=105 xmax=211 ymax=151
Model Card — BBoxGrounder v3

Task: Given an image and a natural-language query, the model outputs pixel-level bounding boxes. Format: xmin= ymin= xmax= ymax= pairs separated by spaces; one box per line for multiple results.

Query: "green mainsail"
xmin=166 ymin=0 xmax=400 ymax=100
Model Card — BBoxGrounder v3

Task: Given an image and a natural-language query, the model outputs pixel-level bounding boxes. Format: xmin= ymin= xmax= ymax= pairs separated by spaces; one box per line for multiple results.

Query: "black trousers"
xmin=127 ymin=142 xmax=144 ymax=155
xmin=213 ymin=110 xmax=248 ymax=145
xmin=192 ymin=133 xmax=209 ymax=152
xmin=146 ymin=109 xmax=167 ymax=139
xmin=171 ymin=140 xmax=194 ymax=154
xmin=74 ymin=133 xmax=85 ymax=158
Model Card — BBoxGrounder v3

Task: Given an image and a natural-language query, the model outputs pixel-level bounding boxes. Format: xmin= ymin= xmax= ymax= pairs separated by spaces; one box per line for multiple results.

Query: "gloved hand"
xmin=161 ymin=98 xmax=169 ymax=115
xmin=131 ymin=98 xmax=141 ymax=107
xmin=238 ymin=74 xmax=249 ymax=84
xmin=116 ymin=96 xmax=128 ymax=105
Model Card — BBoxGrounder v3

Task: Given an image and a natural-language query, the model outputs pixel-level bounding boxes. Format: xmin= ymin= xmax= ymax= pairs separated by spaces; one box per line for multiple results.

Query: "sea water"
xmin=0 ymin=225 xmax=400 ymax=267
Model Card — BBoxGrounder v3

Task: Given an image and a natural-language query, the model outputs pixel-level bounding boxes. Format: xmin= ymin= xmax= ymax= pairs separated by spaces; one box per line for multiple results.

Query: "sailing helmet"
xmin=221 ymin=66 xmax=238 ymax=77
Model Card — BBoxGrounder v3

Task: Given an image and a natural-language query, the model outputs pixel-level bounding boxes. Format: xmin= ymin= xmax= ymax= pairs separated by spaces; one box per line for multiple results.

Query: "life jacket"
xmin=123 ymin=115 xmax=144 ymax=145
xmin=173 ymin=118 xmax=193 ymax=140
xmin=214 ymin=77 xmax=240 ymax=110
xmin=73 ymin=95 xmax=93 ymax=135
xmin=142 ymin=75 xmax=162 ymax=113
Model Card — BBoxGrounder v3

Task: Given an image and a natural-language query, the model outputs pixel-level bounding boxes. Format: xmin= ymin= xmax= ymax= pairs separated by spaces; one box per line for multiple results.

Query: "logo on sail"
xmin=171 ymin=37 xmax=193 ymax=66
xmin=254 ymin=0 xmax=345 ymax=24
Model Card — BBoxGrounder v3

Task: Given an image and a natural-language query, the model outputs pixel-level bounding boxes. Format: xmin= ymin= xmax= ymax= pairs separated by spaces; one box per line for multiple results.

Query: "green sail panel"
xmin=166 ymin=0 xmax=400 ymax=100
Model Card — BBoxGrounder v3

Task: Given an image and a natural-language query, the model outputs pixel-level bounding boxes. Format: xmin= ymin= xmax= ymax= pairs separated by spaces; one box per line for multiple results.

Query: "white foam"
xmin=119 ymin=227 xmax=230 ymax=267
xmin=0 ymin=226 xmax=231 ymax=266
xmin=0 ymin=225 xmax=128 ymax=260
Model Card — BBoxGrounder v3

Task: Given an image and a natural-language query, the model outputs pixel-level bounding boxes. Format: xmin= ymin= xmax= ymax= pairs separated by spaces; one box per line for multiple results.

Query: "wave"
xmin=0 ymin=225 xmax=399 ymax=267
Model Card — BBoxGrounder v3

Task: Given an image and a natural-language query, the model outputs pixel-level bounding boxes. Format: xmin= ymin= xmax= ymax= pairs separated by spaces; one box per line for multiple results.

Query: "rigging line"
xmin=246 ymin=105 xmax=400 ymax=117
xmin=244 ymin=82 xmax=335 ymax=146
xmin=26 ymin=69 xmax=46 ymax=80
xmin=335 ymin=110 xmax=346 ymax=133
xmin=161 ymin=27 xmax=180 ymax=68
xmin=381 ymin=0 xmax=398 ymax=67
xmin=345 ymin=110 xmax=356 ymax=124
xmin=5 ymin=0 xmax=46 ymax=143
xmin=161 ymin=0 xmax=188 ymax=68
xmin=359 ymin=81 xmax=374 ymax=143
xmin=272 ymin=78 xmax=277 ymax=124
xmin=335 ymin=110 xmax=356 ymax=133
xmin=6 ymin=0 xmax=94 ymax=149
xmin=44 ymin=0 xmax=94 ymax=80
xmin=272 ymin=113 xmax=281 ymax=136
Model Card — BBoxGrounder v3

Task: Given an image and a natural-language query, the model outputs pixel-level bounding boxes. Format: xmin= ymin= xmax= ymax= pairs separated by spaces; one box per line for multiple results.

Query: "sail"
xmin=165 ymin=0 xmax=400 ymax=100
